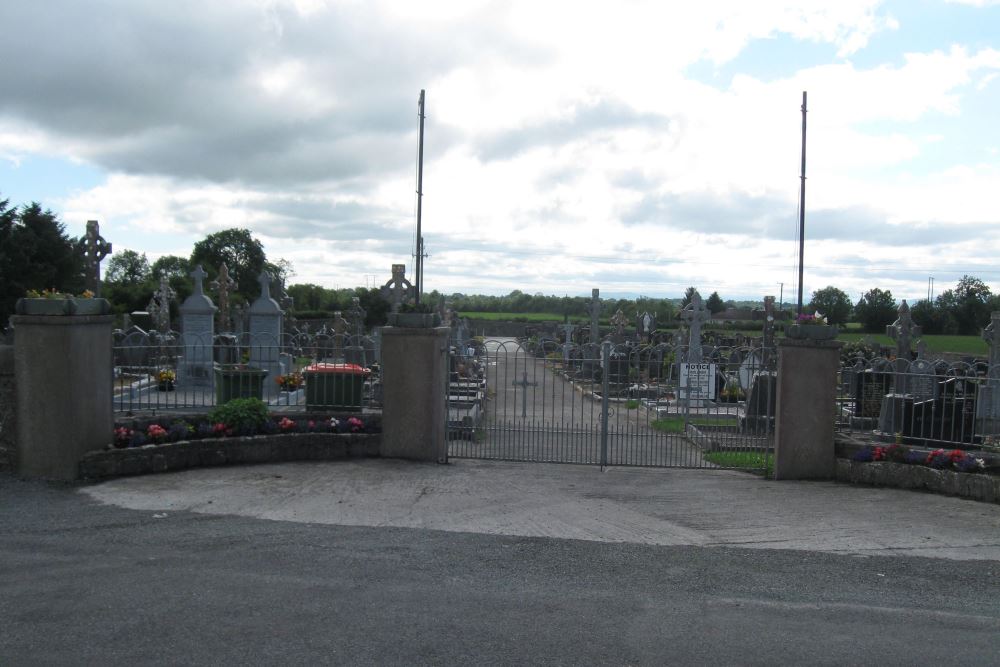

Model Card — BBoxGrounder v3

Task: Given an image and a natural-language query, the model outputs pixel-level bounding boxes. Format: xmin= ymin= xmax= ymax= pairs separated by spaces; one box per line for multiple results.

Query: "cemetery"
xmin=0 ymin=222 xmax=998 ymax=503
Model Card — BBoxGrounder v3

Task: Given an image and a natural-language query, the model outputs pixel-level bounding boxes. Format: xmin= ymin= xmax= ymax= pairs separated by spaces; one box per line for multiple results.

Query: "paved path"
xmin=83 ymin=459 xmax=1000 ymax=561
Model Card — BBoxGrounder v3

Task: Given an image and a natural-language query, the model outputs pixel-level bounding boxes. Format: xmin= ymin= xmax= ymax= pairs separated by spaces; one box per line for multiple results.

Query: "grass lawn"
xmin=651 ymin=415 xmax=739 ymax=433
xmin=704 ymin=451 xmax=773 ymax=475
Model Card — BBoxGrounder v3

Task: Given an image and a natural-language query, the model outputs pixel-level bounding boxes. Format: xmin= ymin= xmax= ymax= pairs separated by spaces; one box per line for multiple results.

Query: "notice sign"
xmin=680 ymin=362 xmax=716 ymax=400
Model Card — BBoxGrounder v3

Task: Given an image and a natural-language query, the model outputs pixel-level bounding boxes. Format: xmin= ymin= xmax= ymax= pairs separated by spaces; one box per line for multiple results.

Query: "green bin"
xmin=303 ymin=363 xmax=370 ymax=410
xmin=214 ymin=364 xmax=268 ymax=404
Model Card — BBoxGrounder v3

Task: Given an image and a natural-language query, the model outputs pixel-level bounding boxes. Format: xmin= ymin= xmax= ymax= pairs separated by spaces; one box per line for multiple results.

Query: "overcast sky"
xmin=2 ymin=0 xmax=999 ymax=304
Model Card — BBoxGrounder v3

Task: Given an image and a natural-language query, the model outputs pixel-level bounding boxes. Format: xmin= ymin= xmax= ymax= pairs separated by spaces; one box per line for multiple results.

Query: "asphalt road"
xmin=3 ymin=460 xmax=1000 ymax=665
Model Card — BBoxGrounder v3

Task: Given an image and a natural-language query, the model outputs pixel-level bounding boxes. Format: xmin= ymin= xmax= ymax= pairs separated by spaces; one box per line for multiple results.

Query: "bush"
xmin=208 ymin=398 xmax=269 ymax=434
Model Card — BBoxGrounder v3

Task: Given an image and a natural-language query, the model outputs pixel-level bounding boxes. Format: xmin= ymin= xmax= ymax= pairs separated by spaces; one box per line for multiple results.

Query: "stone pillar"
xmin=0 ymin=345 xmax=15 ymax=473
xmin=773 ymin=337 xmax=843 ymax=480
xmin=380 ymin=326 xmax=449 ymax=462
xmin=13 ymin=315 xmax=114 ymax=480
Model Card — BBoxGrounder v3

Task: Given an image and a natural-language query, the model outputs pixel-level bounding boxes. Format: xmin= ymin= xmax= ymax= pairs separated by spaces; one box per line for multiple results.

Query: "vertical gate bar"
xmin=601 ymin=341 xmax=610 ymax=468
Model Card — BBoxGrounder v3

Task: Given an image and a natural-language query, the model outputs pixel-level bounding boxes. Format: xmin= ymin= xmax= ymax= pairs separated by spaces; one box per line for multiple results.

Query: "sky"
xmin=1 ymin=0 xmax=999 ymax=305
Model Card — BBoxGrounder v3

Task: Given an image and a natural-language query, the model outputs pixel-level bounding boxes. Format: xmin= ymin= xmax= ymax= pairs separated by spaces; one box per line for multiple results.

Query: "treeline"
xmin=808 ymin=276 xmax=998 ymax=336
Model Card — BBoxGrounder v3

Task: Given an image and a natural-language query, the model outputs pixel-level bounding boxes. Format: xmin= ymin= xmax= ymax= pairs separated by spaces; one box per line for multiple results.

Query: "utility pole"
xmin=415 ymin=89 xmax=426 ymax=304
xmin=778 ymin=282 xmax=784 ymax=312
xmin=797 ymin=91 xmax=808 ymax=316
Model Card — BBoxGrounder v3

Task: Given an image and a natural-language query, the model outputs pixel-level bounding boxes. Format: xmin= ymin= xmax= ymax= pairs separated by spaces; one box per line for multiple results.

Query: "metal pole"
xmin=797 ymin=91 xmax=807 ymax=316
xmin=778 ymin=282 xmax=784 ymax=312
xmin=415 ymin=89 xmax=425 ymax=304
xmin=600 ymin=341 xmax=610 ymax=468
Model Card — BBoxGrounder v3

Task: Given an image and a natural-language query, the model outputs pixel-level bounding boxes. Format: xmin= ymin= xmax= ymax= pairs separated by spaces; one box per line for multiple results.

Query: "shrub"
xmin=208 ymin=398 xmax=269 ymax=434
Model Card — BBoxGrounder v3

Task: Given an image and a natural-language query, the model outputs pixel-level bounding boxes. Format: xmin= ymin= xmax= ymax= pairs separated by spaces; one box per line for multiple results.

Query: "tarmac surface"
xmin=83 ymin=458 xmax=1000 ymax=561
xmin=4 ymin=460 xmax=1000 ymax=665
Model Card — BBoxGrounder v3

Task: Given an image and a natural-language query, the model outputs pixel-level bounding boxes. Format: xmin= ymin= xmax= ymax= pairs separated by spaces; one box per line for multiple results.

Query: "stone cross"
xmin=679 ymin=290 xmax=711 ymax=364
xmin=887 ymin=300 xmax=921 ymax=360
xmin=210 ymin=263 xmax=237 ymax=333
xmin=610 ymin=309 xmax=628 ymax=339
xmin=983 ymin=311 xmax=1000 ymax=369
xmin=380 ymin=264 xmax=415 ymax=313
xmin=512 ymin=370 xmax=538 ymax=418
xmin=190 ymin=264 xmax=209 ymax=297
xmin=347 ymin=297 xmax=367 ymax=338
xmin=82 ymin=220 xmax=112 ymax=297
xmin=256 ymin=271 xmax=273 ymax=300
xmin=148 ymin=276 xmax=176 ymax=334
xmin=589 ymin=288 xmax=601 ymax=344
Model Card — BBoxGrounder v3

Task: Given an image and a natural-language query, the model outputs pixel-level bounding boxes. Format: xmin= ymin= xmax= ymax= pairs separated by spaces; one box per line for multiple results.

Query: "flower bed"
xmin=81 ymin=399 xmax=383 ymax=480
xmin=835 ymin=437 xmax=1000 ymax=504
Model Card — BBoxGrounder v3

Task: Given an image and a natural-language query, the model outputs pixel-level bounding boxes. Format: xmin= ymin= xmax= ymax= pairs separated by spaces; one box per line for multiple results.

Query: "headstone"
xmin=344 ymin=297 xmax=368 ymax=366
xmin=589 ymin=289 xmax=601 ymax=344
xmin=977 ymin=312 xmax=1000 ymax=434
xmin=742 ymin=371 xmax=776 ymax=434
xmin=679 ymin=290 xmax=710 ymax=364
xmin=380 ymin=264 xmax=415 ymax=314
xmin=561 ymin=323 xmax=575 ymax=363
xmin=853 ymin=367 xmax=892 ymax=419
xmin=147 ymin=277 xmax=176 ymax=335
xmin=887 ymin=300 xmax=921 ymax=361
xmin=248 ymin=272 xmax=285 ymax=396
xmin=636 ymin=311 xmax=656 ymax=342
xmin=178 ymin=265 xmax=217 ymax=386
xmin=82 ymin=220 xmax=112 ymax=297
xmin=610 ymin=309 xmax=628 ymax=343
xmin=210 ymin=263 xmax=237 ymax=333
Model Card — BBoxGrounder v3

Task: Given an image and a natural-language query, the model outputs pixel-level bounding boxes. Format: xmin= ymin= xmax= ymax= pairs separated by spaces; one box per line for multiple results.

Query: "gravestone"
xmin=742 ymin=371 xmax=776 ymax=434
xmin=178 ymin=265 xmax=217 ymax=386
xmin=589 ymin=289 xmax=601 ymax=344
xmin=637 ymin=311 xmax=656 ymax=342
xmin=82 ymin=220 xmax=112 ymax=297
xmin=680 ymin=291 xmax=710 ymax=364
xmin=976 ymin=312 xmax=1000 ymax=436
xmin=561 ymin=323 xmax=575 ymax=364
xmin=853 ymin=367 xmax=892 ymax=419
xmin=762 ymin=296 xmax=776 ymax=368
xmin=248 ymin=272 xmax=286 ymax=396
xmin=610 ymin=309 xmax=628 ymax=344
xmin=210 ymin=263 xmax=237 ymax=333
xmin=148 ymin=277 xmax=176 ymax=335
xmin=344 ymin=297 xmax=368 ymax=366
xmin=380 ymin=264 xmax=415 ymax=314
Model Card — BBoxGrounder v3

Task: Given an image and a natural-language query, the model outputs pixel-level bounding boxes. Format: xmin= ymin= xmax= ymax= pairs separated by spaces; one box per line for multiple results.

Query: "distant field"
xmin=461 ymin=311 xmax=587 ymax=323
xmin=458 ymin=312 xmax=988 ymax=355
xmin=838 ymin=332 xmax=987 ymax=355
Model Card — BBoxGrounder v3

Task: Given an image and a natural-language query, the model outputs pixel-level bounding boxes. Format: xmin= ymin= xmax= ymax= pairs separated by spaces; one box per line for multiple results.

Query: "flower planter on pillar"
xmin=15 ymin=297 xmax=111 ymax=316
xmin=785 ymin=324 xmax=838 ymax=341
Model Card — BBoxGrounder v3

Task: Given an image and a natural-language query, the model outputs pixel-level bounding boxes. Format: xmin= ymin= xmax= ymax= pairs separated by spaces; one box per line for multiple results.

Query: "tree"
xmin=911 ymin=299 xmax=957 ymax=335
xmin=151 ymin=255 xmax=190 ymax=281
xmin=105 ymin=250 xmax=150 ymax=284
xmin=680 ymin=287 xmax=696 ymax=308
xmin=854 ymin=288 xmax=897 ymax=333
xmin=189 ymin=228 xmax=267 ymax=299
xmin=808 ymin=286 xmax=851 ymax=325
xmin=706 ymin=291 xmax=724 ymax=314
xmin=935 ymin=275 xmax=992 ymax=335
xmin=0 ymin=199 xmax=85 ymax=325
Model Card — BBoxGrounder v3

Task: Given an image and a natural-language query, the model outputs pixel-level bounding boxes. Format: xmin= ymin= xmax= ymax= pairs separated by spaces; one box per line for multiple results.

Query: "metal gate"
xmin=447 ymin=337 xmax=775 ymax=470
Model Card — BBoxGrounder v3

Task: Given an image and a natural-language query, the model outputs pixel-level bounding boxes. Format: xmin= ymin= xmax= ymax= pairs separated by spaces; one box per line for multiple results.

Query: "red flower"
xmin=948 ymin=449 xmax=965 ymax=462
xmin=278 ymin=417 xmax=297 ymax=432
xmin=926 ymin=449 xmax=944 ymax=465
xmin=873 ymin=447 xmax=885 ymax=461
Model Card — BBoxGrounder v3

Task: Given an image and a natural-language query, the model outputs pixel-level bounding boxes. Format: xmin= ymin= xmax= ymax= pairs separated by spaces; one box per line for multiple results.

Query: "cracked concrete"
xmin=81 ymin=458 xmax=1000 ymax=561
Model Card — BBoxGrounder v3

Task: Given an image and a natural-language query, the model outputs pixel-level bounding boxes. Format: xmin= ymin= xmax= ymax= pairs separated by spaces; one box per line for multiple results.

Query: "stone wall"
xmin=0 ymin=345 xmax=15 ymax=473
xmin=79 ymin=432 xmax=380 ymax=480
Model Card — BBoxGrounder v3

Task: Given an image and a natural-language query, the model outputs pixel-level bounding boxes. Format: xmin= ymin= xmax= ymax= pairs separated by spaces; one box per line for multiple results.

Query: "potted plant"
xmin=388 ymin=302 xmax=441 ymax=328
xmin=156 ymin=368 xmax=176 ymax=391
xmin=276 ymin=372 xmax=304 ymax=392
xmin=785 ymin=312 xmax=838 ymax=341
